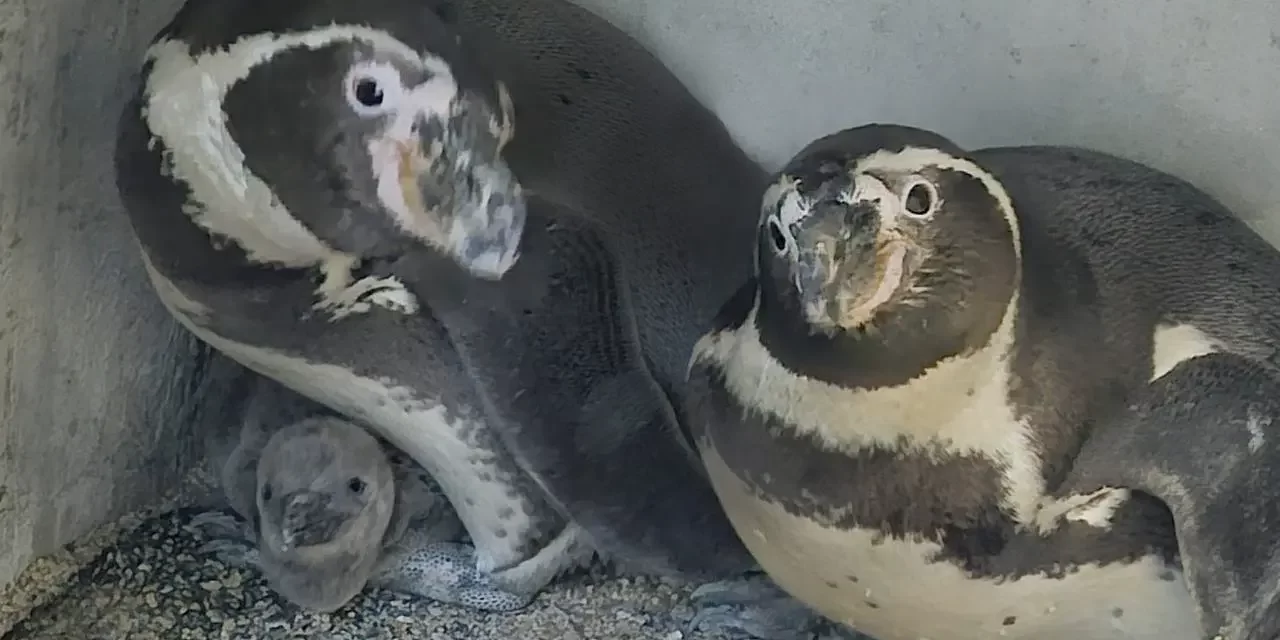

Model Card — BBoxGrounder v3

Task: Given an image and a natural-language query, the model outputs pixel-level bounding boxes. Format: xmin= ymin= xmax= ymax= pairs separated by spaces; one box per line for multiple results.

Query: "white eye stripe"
xmin=770 ymin=186 xmax=808 ymax=259
xmin=855 ymin=146 xmax=1018 ymax=257
xmin=777 ymin=188 xmax=811 ymax=228
xmin=900 ymin=177 xmax=939 ymax=218
xmin=848 ymin=173 xmax=894 ymax=205
xmin=767 ymin=213 xmax=797 ymax=256
xmin=760 ymin=179 xmax=791 ymax=217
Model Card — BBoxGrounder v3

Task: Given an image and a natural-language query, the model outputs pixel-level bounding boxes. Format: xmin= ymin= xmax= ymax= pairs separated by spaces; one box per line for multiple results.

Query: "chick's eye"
xmin=903 ymin=181 xmax=935 ymax=218
xmin=768 ymin=218 xmax=788 ymax=253
xmin=353 ymin=78 xmax=383 ymax=107
xmin=260 ymin=484 xmax=273 ymax=502
xmin=347 ymin=478 xmax=366 ymax=494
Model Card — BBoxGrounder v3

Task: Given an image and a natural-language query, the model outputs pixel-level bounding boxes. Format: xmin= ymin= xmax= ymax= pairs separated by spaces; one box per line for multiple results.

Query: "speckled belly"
xmin=702 ymin=449 xmax=1201 ymax=640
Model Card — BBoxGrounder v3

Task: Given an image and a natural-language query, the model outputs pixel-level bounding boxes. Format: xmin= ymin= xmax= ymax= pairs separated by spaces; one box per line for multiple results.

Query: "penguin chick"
xmin=198 ymin=377 xmax=521 ymax=613
xmin=688 ymin=123 xmax=1280 ymax=640
xmin=254 ymin=416 xmax=398 ymax=612
xmin=198 ymin=417 xmax=519 ymax=613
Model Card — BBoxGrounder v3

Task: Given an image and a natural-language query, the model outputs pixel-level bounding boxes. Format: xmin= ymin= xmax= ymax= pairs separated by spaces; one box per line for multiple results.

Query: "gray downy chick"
xmin=197 ymin=376 xmax=504 ymax=612
xmin=253 ymin=416 xmax=398 ymax=612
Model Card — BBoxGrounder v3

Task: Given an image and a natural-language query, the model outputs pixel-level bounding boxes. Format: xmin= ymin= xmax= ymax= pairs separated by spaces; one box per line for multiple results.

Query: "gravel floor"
xmin=3 ymin=507 xmax=717 ymax=640
xmin=0 ymin=472 xmax=847 ymax=640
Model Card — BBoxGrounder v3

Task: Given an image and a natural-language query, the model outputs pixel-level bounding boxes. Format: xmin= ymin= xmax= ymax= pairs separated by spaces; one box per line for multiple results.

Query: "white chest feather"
xmin=699 ymin=306 xmax=1047 ymax=522
xmin=704 ymin=448 xmax=1199 ymax=640
xmin=690 ymin=305 xmax=1223 ymax=640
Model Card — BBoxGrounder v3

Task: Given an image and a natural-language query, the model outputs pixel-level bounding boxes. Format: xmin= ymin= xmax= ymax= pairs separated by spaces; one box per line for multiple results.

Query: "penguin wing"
xmin=402 ymin=201 xmax=752 ymax=578
xmin=220 ymin=378 xmax=274 ymax=525
xmin=1060 ymin=352 xmax=1280 ymax=640
xmin=384 ymin=449 xmax=462 ymax=546
xmin=221 ymin=435 xmax=262 ymax=527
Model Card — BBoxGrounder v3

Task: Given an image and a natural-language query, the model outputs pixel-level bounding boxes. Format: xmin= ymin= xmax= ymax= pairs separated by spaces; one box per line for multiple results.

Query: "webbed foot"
xmin=373 ymin=523 xmax=593 ymax=613
xmin=688 ymin=574 xmax=868 ymax=640
xmin=373 ymin=540 xmax=535 ymax=612
xmin=188 ymin=509 xmax=261 ymax=569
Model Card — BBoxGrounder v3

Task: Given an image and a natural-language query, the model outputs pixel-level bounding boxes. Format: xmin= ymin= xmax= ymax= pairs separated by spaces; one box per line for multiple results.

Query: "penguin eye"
xmin=347 ymin=477 xmax=367 ymax=494
xmin=354 ymin=79 xmax=384 ymax=107
xmin=902 ymin=179 xmax=937 ymax=219
xmin=767 ymin=217 xmax=789 ymax=254
xmin=345 ymin=62 xmax=404 ymax=116
xmin=260 ymin=483 xmax=273 ymax=502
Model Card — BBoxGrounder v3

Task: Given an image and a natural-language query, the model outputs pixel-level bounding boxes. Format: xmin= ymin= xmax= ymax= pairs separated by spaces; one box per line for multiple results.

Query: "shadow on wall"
xmin=0 ymin=0 xmax=251 ymax=588
xmin=1 ymin=0 xmax=1278 ymax=593
xmin=586 ymin=0 xmax=1280 ymax=237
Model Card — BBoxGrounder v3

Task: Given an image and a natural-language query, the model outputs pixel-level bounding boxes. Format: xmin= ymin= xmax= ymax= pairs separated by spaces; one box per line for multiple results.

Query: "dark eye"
xmin=346 ymin=63 xmax=403 ymax=115
xmin=768 ymin=219 xmax=788 ymax=253
xmin=348 ymin=478 xmax=367 ymax=494
xmin=353 ymin=78 xmax=384 ymax=107
xmin=260 ymin=483 xmax=273 ymax=502
xmin=903 ymin=182 xmax=935 ymax=217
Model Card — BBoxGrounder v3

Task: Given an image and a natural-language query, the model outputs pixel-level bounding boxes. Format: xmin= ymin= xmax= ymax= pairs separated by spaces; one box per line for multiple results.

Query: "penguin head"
xmin=756 ymin=124 xmax=1020 ymax=349
xmin=255 ymin=417 xmax=396 ymax=564
xmin=140 ymin=0 xmax=523 ymax=278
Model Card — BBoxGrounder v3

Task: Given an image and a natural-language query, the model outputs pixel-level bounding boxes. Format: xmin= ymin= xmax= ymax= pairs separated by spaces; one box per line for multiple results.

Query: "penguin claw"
xmin=688 ymin=605 xmax=807 ymax=640
xmin=188 ymin=510 xmax=260 ymax=569
xmin=196 ymin=538 xmax=262 ymax=569
xmin=687 ymin=576 xmax=858 ymax=640
xmin=690 ymin=574 xmax=791 ymax=607
xmin=188 ymin=510 xmax=253 ymax=542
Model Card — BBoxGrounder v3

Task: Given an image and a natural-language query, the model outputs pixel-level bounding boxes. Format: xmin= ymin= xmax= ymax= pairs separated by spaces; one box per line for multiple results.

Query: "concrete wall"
xmin=1 ymin=0 xmax=1277 ymax=590
xmin=0 ymin=0 xmax=247 ymax=589
xmin=583 ymin=0 xmax=1280 ymax=235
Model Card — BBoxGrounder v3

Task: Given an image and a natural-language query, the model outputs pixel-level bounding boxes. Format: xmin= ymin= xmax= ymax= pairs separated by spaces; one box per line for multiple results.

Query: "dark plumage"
xmin=114 ymin=0 xmax=819 ymax=636
xmin=687 ymin=123 xmax=1280 ymax=640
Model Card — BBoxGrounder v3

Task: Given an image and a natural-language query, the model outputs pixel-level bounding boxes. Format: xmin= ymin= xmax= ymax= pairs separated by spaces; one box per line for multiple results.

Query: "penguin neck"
xmin=753 ymin=273 xmax=1018 ymax=393
xmin=694 ymin=277 xmax=1053 ymax=523
xmin=698 ymin=276 xmax=1023 ymax=455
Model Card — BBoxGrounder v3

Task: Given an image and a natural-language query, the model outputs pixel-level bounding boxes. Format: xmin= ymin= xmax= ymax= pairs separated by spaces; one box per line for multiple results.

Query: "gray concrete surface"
xmin=585 ymin=0 xmax=1280 ymax=236
xmin=1 ymin=0 xmax=1278 ymax=634
xmin=0 ymin=0 xmax=250 ymax=590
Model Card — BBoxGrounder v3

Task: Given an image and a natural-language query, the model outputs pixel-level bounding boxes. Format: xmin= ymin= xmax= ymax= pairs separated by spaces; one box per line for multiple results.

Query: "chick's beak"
xmin=399 ymin=101 xmax=526 ymax=280
xmin=279 ymin=490 xmax=340 ymax=551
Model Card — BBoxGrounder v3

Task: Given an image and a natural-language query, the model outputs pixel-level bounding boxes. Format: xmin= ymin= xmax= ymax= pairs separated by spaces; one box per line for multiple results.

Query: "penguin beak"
xmin=278 ymin=490 xmax=341 ymax=551
xmin=790 ymin=200 xmax=909 ymax=331
xmin=399 ymin=100 xmax=526 ymax=280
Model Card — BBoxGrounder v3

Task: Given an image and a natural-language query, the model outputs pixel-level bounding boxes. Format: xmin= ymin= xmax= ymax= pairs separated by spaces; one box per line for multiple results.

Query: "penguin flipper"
xmin=385 ymin=445 xmax=465 ymax=547
xmin=1061 ymin=352 xmax=1280 ymax=640
xmin=410 ymin=207 xmax=756 ymax=579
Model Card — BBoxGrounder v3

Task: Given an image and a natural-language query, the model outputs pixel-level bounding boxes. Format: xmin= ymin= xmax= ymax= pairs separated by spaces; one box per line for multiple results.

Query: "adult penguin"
xmin=114 ymin=0 xmax=818 ymax=636
xmin=686 ymin=123 xmax=1280 ymax=640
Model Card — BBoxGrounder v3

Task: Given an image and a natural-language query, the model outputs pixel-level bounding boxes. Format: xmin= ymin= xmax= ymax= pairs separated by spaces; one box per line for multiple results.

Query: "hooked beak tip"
xmin=447 ymin=185 xmax=526 ymax=280
xmin=399 ymin=134 xmax=527 ymax=280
